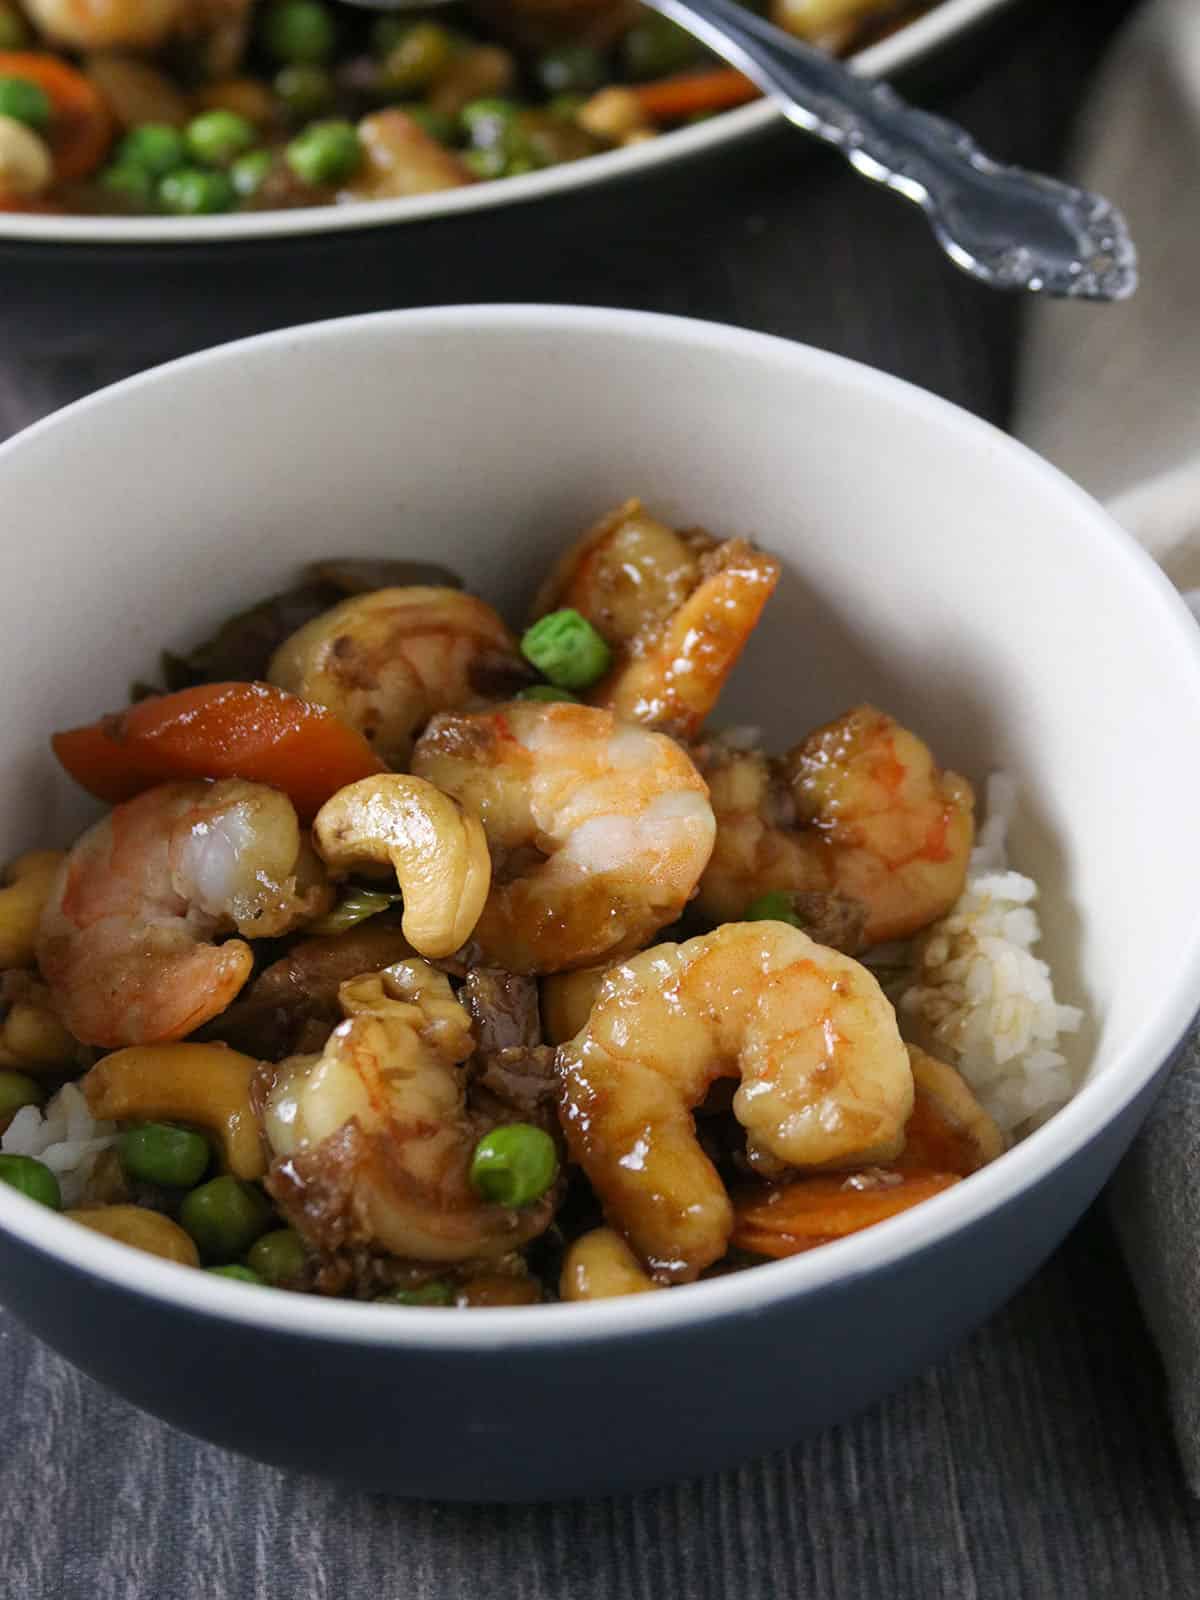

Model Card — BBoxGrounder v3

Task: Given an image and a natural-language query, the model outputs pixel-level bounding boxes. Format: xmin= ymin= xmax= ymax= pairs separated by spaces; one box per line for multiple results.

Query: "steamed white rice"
xmin=898 ymin=772 xmax=1083 ymax=1134
xmin=1 ymin=1083 xmax=118 ymax=1207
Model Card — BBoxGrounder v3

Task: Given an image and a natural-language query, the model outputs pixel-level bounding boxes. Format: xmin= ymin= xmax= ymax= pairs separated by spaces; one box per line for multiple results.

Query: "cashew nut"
xmin=314 ymin=775 xmax=490 ymax=961
xmin=560 ymin=1228 xmax=660 ymax=1301
xmin=66 ymin=1206 xmax=200 ymax=1266
xmin=0 ymin=116 xmax=52 ymax=201
xmin=0 ymin=851 xmax=64 ymax=971
xmin=23 ymin=0 xmax=185 ymax=52
xmin=0 ymin=991 xmax=82 ymax=1074
xmin=902 ymin=1045 xmax=1006 ymax=1173
xmin=540 ymin=964 xmax=609 ymax=1045
xmin=82 ymin=1042 xmax=266 ymax=1180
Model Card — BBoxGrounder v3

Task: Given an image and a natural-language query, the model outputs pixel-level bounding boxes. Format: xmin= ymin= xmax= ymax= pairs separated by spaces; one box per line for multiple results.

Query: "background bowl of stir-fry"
xmin=1 ymin=304 xmax=1197 ymax=1501
xmin=0 ymin=0 xmax=1012 ymax=359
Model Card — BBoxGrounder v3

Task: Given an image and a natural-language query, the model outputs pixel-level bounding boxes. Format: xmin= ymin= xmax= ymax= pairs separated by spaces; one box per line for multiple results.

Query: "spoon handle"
xmin=646 ymin=0 xmax=1137 ymax=301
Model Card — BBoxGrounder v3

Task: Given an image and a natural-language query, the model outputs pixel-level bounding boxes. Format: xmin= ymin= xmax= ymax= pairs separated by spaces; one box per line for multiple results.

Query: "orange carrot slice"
xmin=631 ymin=68 xmax=759 ymax=124
xmin=731 ymin=1171 xmax=961 ymax=1259
xmin=52 ymin=682 xmax=386 ymax=821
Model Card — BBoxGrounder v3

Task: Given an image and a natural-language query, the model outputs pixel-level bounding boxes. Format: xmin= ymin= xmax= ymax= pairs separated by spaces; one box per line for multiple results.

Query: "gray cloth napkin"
xmin=1016 ymin=0 xmax=1200 ymax=1492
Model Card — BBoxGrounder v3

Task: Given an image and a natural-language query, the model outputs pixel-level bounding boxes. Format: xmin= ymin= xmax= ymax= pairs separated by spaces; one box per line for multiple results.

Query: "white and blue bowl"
xmin=0 ymin=305 xmax=1197 ymax=1500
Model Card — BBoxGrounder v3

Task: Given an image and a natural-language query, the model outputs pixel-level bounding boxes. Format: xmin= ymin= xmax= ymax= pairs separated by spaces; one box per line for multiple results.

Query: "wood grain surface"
xmin=5 ymin=2 xmax=1198 ymax=1594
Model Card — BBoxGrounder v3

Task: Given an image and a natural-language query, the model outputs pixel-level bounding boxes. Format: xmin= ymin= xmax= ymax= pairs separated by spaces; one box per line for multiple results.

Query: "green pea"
xmin=462 ymin=147 xmax=506 ymax=181
xmin=0 ymin=75 xmax=50 ymax=131
xmin=468 ymin=1124 xmax=558 ymax=1209
xmin=0 ymin=1070 xmax=45 ymax=1121
xmin=285 ymin=119 xmax=362 ymax=186
xmin=308 ymin=888 xmax=400 ymax=936
xmin=185 ymin=109 xmax=257 ymax=166
xmin=401 ymin=104 xmax=455 ymax=144
xmin=179 ymin=1175 xmax=274 ymax=1263
xmin=100 ymin=164 xmax=157 ymax=207
xmin=744 ymin=890 xmax=806 ymax=928
xmin=622 ymin=12 xmax=704 ymax=80
xmin=117 ymin=1123 xmax=210 ymax=1188
xmin=379 ymin=21 xmax=456 ymax=94
xmin=246 ymin=1228 xmax=307 ymax=1285
xmin=520 ymin=609 xmax=612 ymax=690
xmin=0 ymin=7 xmax=31 ymax=48
xmin=547 ymin=92 xmax=586 ymax=121
xmin=230 ymin=148 xmax=272 ymax=197
xmin=273 ymin=63 xmax=334 ymax=120
xmin=116 ymin=122 xmax=188 ymax=177
xmin=208 ymin=1264 xmax=264 ymax=1284
xmin=459 ymin=96 xmax=519 ymax=149
xmin=534 ymin=45 xmax=606 ymax=96
xmin=376 ymin=1280 xmax=455 ymax=1306
xmin=516 ymin=684 xmax=580 ymax=704
xmin=0 ymin=1154 xmax=60 ymax=1210
xmin=158 ymin=167 xmax=237 ymax=215
xmin=262 ymin=0 xmax=336 ymax=65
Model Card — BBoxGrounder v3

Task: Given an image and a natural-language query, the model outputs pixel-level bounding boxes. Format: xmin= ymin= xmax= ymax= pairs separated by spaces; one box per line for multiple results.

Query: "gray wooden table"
xmin=6 ymin=2 xmax=1200 ymax=1594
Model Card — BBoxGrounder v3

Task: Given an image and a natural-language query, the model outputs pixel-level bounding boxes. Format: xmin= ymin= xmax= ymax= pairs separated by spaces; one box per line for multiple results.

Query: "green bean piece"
xmin=0 ymin=1154 xmax=61 ymax=1209
xmin=246 ymin=1228 xmax=308 ymax=1285
xmin=273 ymin=63 xmax=334 ymax=120
xmin=262 ymin=0 xmax=336 ymax=64
xmin=744 ymin=890 xmax=806 ymax=928
xmin=117 ymin=1123 xmax=210 ymax=1188
xmin=285 ymin=120 xmax=362 ymax=185
xmin=307 ymin=888 xmax=401 ymax=936
xmin=516 ymin=684 xmax=580 ymax=703
xmin=100 ymin=164 xmax=156 ymax=207
xmin=230 ymin=148 xmax=272 ymax=197
xmin=179 ymin=1176 xmax=274 ymax=1263
xmin=622 ymin=12 xmax=705 ymax=79
xmin=0 ymin=75 xmax=50 ymax=130
xmin=0 ymin=1070 xmax=45 ymax=1121
xmin=115 ymin=122 xmax=187 ymax=178
xmin=185 ymin=109 xmax=257 ymax=166
xmin=0 ymin=7 xmax=31 ymax=48
xmin=468 ymin=1124 xmax=558 ymax=1208
xmin=208 ymin=1264 xmax=264 ymax=1284
xmin=158 ymin=167 xmax=237 ymax=215
xmin=379 ymin=22 xmax=457 ymax=94
xmin=520 ymin=609 xmax=612 ymax=690
xmin=534 ymin=45 xmax=606 ymax=96
xmin=376 ymin=1281 xmax=455 ymax=1306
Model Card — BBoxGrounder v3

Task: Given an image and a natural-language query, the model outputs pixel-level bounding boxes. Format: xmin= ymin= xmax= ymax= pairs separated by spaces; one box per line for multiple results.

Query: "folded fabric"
xmin=1016 ymin=0 xmax=1200 ymax=1491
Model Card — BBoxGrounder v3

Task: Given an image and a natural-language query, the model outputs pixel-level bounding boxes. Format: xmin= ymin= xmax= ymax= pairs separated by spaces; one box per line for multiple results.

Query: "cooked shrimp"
xmin=696 ymin=706 xmax=974 ymax=945
xmin=268 ymin=586 xmax=529 ymax=768
xmin=529 ymin=500 xmax=780 ymax=738
xmin=261 ymin=961 xmax=559 ymax=1263
xmin=22 ymin=0 xmax=247 ymax=57
xmin=558 ymin=920 xmax=913 ymax=1281
xmin=411 ymin=700 xmax=716 ymax=973
xmin=37 ymin=779 xmax=331 ymax=1049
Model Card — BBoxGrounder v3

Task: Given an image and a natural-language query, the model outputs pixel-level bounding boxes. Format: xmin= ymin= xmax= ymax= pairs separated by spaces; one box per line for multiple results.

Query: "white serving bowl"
xmin=0 ymin=305 xmax=1197 ymax=1501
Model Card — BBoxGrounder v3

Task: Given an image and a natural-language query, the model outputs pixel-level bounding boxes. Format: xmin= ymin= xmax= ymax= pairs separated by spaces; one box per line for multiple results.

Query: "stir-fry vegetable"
xmin=51 ymin=680 xmax=385 ymax=820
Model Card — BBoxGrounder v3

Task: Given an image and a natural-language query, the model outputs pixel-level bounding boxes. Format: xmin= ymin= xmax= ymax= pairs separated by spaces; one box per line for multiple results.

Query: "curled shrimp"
xmin=37 ymin=779 xmax=331 ymax=1049
xmin=558 ymin=920 xmax=913 ymax=1282
xmin=530 ymin=500 xmax=780 ymax=738
xmin=696 ymin=706 xmax=974 ymax=945
xmin=411 ymin=700 xmax=716 ymax=973
xmin=261 ymin=962 xmax=559 ymax=1264
xmin=268 ymin=586 xmax=530 ymax=768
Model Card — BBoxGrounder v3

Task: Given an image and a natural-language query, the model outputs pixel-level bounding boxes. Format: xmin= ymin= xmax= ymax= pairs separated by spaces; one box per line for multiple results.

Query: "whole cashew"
xmin=560 ymin=1228 xmax=660 ymax=1301
xmin=0 ymin=851 xmax=64 ymax=971
xmin=313 ymin=776 xmax=490 ymax=961
xmin=83 ymin=1042 xmax=266 ymax=1179
xmin=66 ymin=1206 xmax=200 ymax=1266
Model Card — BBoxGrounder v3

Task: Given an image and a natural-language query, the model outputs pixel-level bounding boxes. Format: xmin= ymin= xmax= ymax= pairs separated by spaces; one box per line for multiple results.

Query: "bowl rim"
xmin=2 ymin=301 xmax=1198 ymax=1350
xmin=0 ymin=0 xmax=1013 ymax=248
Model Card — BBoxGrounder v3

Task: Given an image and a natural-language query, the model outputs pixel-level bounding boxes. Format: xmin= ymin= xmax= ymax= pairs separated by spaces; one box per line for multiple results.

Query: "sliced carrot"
xmin=0 ymin=53 xmax=114 ymax=180
xmin=731 ymin=1171 xmax=961 ymax=1259
xmin=52 ymin=682 xmax=387 ymax=821
xmin=631 ymin=68 xmax=759 ymax=124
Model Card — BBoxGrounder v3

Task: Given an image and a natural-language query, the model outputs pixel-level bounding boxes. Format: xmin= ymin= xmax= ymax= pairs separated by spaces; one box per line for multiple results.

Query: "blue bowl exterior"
xmin=0 ymin=1053 xmax=1176 ymax=1501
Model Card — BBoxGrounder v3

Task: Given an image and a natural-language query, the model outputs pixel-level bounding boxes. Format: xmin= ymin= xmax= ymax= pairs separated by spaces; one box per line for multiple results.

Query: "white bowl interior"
xmin=1 ymin=305 xmax=1198 ymax=1340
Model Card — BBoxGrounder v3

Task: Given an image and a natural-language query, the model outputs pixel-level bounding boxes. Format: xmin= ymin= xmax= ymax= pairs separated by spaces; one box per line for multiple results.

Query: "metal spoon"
xmin=348 ymin=0 xmax=1137 ymax=301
